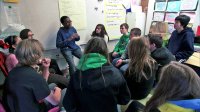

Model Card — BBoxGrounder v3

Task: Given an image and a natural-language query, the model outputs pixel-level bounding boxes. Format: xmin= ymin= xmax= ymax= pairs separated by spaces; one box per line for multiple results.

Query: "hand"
xmin=41 ymin=58 xmax=51 ymax=68
xmin=67 ymin=33 xmax=79 ymax=41
xmin=72 ymin=33 xmax=79 ymax=38
xmin=116 ymin=59 xmax=123 ymax=67
xmin=112 ymin=52 xmax=118 ymax=57
xmin=53 ymin=87 xmax=61 ymax=93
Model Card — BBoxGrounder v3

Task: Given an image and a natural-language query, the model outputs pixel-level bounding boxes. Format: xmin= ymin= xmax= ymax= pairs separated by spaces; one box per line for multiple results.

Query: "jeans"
xmin=112 ymin=58 xmax=128 ymax=75
xmin=61 ymin=48 xmax=82 ymax=76
xmin=120 ymin=64 xmax=128 ymax=75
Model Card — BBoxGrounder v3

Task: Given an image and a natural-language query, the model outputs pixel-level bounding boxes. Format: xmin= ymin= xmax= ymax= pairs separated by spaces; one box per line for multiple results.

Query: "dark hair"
xmin=130 ymin=28 xmax=141 ymax=37
xmin=91 ymin=24 xmax=109 ymax=41
xmin=175 ymin=15 xmax=190 ymax=28
xmin=60 ymin=16 xmax=69 ymax=24
xmin=148 ymin=34 xmax=163 ymax=48
xmin=20 ymin=29 xmax=31 ymax=40
xmin=4 ymin=35 xmax=18 ymax=53
xmin=120 ymin=23 xmax=129 ymax=30
xmin=84 ymin=37 xmax=109 ymax=63
xmin=144 ymin=62 xmax=200 ymax=112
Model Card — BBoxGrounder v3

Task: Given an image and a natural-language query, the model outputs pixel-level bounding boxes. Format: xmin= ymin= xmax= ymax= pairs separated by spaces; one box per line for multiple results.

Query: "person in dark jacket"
xmin=167 ymin=15 xmax=194 ymax=61
xmin=149 ymin=34 xmax=175 ymax=66
xmin=124 ymin=37 xmax=157 ymax=100
xmin=63 ymin=37 xmax=131 ymax=112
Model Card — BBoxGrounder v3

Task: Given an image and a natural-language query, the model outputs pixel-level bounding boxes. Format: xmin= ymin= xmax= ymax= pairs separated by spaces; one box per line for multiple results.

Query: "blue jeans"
xmin=112 ymin=58 xmax=128 ymax=75
xmin=120 ymin=64 xmax=128 ymax=75
xmin=61 ymin=48 xmax=82 ymax=76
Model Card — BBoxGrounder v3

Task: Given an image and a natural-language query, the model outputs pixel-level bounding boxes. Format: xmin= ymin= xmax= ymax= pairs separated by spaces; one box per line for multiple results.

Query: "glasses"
xmin=64 ymin=20 xmax=72 ymax=24
xmin=28 ymin=34 xmax=34 ymax=37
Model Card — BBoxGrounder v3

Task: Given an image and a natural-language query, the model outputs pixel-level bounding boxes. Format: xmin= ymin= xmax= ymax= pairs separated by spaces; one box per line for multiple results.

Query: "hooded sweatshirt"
xmin=151 ymin=47 xmax=176 ymax=66
xmin=63 ymin=53 xmax=130 ymax=112
xmin=168 ymin=27 xmax=194 ymax=61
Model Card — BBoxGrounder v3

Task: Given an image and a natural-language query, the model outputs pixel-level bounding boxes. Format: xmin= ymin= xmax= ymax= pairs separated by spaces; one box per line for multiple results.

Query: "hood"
xmin=178 ymin=27 xmax=194 ymax=35
xmin=151 ymin=47 xmax=170 ymax=59
xmin=77 ymin=53 xmax=107 ymax=71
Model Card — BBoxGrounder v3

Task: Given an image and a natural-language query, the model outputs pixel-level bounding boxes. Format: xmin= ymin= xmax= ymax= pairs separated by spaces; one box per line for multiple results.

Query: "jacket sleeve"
xmin=113 ymin=40 xmax=120 ymax=52
xmin=175 ymin=32 xmax=194 ymax=60
xmin=73 ymin=27 xmax=80 ymax=41
xmin=63 ymin=75 xmax=78 ymax=112
xmin=117 ymin=76 xmax=131 ymax=105
xmin=120 ymin=45 xmax=128 ymax=59
xmin=56 ymin=30 xmax=67 ymax=48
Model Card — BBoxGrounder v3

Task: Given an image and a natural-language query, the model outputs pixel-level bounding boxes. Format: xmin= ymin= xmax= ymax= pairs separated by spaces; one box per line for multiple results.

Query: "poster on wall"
xmin=104 ymin=0 xmax=126 ymax=40
xmin=166 ymin=1 xmax=181 ymax=12
xmin=168 ymin=23 xmax=175 ymax=33
xmin=4 ymin=5 xmax=21 ymax=24
xmin=154 ymin=2 xmax=167 ymax=11
xmin=153 ymin=12 xmax=165 ymax=21
xmin=180 ymin=12 xmax=196 ymax=23
xmin=3 ymin=0 xmax=19 ymax=3
xmin=59 ymin=0 xmax=87 ymax=30
xmin=156 ymin=0 xmax=166 ymax=2
xmin=165 ymin=13 xmax=178 ymax=23
xmin=180 ymin=0 xmax=198 ymax=11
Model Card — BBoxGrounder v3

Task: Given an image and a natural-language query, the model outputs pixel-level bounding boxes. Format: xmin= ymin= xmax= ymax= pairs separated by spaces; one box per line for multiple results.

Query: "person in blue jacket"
xmin=168 ymin=15 xmax=194 ymax=61
xmin=56 ymin=16 xmax=83 ymax=76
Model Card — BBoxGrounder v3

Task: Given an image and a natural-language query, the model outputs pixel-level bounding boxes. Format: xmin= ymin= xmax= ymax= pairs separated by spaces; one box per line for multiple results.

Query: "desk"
xmin=185 ymin=52 xmax=200 ymax=67
xmin=184 ymin=52 xmax=200 ymax=76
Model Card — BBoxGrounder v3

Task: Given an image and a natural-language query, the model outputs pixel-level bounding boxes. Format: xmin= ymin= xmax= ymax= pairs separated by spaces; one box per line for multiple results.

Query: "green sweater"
xmin=113 ymin=33 xmax=129 ymax=55
xmin=77 ymin=53 xmax=107 ymax=71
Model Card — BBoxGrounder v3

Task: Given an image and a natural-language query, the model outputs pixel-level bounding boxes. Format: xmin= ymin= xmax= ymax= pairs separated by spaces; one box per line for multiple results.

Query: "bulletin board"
xmin=150 ymin=0 xmax=199 ymax=34
xmin=0 ymin=0 xmax=126 ymax=50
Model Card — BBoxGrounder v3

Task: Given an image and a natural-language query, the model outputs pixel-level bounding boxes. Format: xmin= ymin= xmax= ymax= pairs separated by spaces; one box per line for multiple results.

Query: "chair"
xmin=0 ymin=52 xmax=8 ymax=77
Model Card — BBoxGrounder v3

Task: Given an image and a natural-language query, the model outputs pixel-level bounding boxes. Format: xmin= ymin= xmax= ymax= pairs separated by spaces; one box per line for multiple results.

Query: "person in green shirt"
xmin=111 ymin=23 xmax=129 ymax=60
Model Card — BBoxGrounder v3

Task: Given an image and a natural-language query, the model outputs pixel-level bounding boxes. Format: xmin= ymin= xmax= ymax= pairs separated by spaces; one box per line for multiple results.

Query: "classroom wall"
xmin=145 ymin=0 xmax=200 ymax=35
xmin=0 ymin=0 xmax=127 ymax=50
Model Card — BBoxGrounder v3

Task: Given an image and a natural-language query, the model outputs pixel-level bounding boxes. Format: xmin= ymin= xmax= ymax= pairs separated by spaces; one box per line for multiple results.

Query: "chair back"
xmin=0 ymin=52 xmax=8 ymax=77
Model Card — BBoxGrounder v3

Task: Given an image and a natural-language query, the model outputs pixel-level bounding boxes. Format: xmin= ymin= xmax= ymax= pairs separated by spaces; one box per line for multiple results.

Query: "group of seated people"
xmin=0 ymin=14 xmax=199 ymax=112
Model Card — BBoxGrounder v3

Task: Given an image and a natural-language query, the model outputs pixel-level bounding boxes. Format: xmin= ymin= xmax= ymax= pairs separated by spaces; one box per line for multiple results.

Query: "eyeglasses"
xmin=28 ymin=34 xmax=34 ymax=37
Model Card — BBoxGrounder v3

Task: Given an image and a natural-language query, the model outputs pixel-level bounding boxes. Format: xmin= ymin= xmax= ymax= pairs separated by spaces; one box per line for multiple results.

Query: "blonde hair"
xmin=144 ymin=61 xmax=200 ymax=112
xmin=15 ymin=39 xmax=44 ymax=66
xmin=150 ymin=22 xmax=168 ymax=35
xmin=127 ymin=37 xmax=156 ymax=82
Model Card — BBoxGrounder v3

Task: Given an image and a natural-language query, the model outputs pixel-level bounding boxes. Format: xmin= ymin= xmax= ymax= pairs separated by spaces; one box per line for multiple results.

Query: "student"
xmin=111 ymin=23 xmax=129 ymax=59
xmin=5 ymin=35 xmax=68 ymax=89
xmin=124 ymin=37 xmax=157 ymax=100
xmin=167 ymin=15 xmax=194 ymax=61
xmin=3 ymin=39 xmax=61 ymax=112
xmin=144 ymin=62 xmax=200 ymax=112
xmin=4 ymin=35 xmax=21 ymax=72
xmin=149 ymin=22 xmax=169 ymax=46
xmin=20 ymin=28 xmax=63 ymax=75
xmin=91 ymin=24 xmax=109 ymax=43
xmin=56 ymin=16 xmax=83 ymax=76
xmin=113 ymin=28 xmax=141 ymax=74
xmin=20 ymin=29 xmax=34 ymax=39
xmin=149 ymin=34 xmax=175 ymax=66
xmin=63 ymin=37 xmax=130 ymax=112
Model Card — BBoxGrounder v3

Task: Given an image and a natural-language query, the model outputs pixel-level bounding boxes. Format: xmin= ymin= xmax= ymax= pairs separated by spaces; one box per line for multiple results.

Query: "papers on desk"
xmin=185 ymin=52 xmax=200 ymax=67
